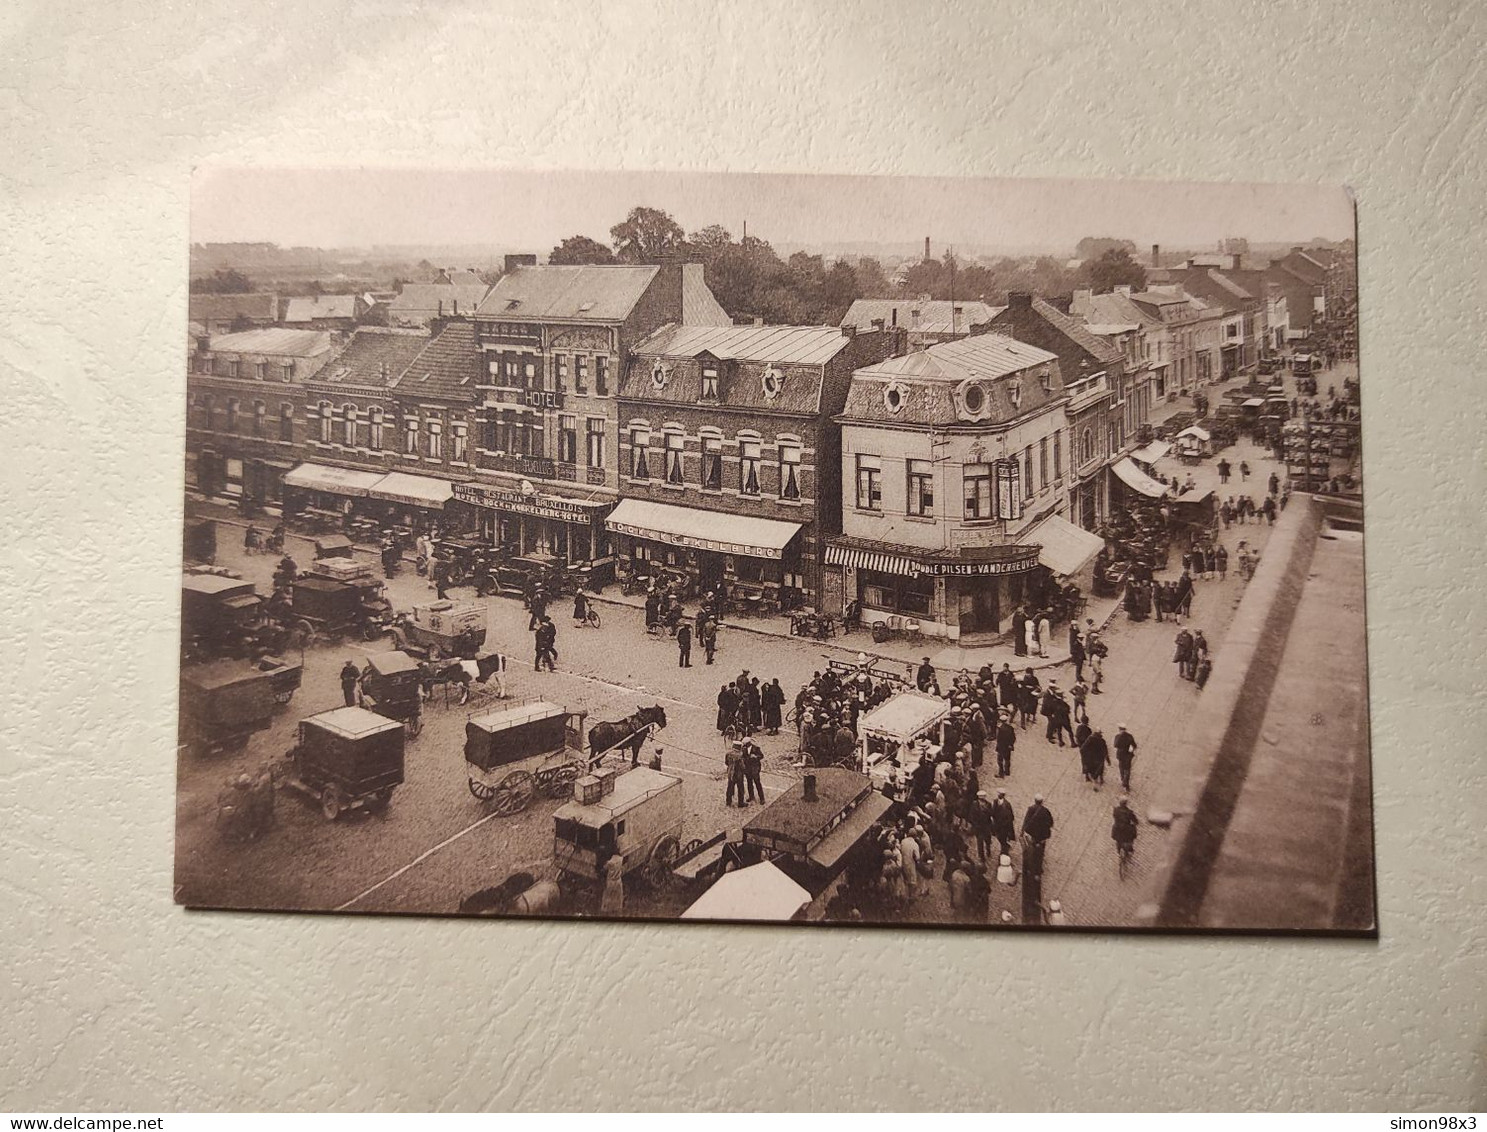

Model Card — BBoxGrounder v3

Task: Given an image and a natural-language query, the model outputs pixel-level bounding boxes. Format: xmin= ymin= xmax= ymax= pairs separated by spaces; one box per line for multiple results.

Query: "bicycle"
xmin=1115 ymin=836 xmax=1135 ymax=880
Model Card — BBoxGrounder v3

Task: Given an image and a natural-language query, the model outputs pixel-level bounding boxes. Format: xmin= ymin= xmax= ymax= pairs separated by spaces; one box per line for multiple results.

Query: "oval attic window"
xmin=963 ymin=383 xmax=985 ymax=414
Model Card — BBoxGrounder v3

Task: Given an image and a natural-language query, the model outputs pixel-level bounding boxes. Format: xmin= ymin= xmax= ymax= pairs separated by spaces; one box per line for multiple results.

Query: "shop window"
xmin=701 ymin=366 xmax=719 ymax=400
xmin=343 ymin=404 xmax=357 ymax=447
xmin=369 ymin=408 xmax=384 ymax=450
xmin=906 ymin=458 xmax=933 ymax=516
xmin=629 ymin=427 xmax=650 ymax=480
xmin=405 ymin=417 xmax=419 ymax=455
xmin=859 ymin=569 xmax=932 ymax=617
xmin=279 ymin=403 xmax=294 ymax=442
xmin=739 ymin=437 xmax=761 ymax=496
xmin=665 ymin=430 xmax=685 ymax=485
xmin=225 ymin=398 xmax=238 ymax=432
xmin=1023 ymin=447 xmax=1033 ymax=500
xmin=427 ymin=419 xmax=442 ymax=460
xmin=856 ymin=454 xmax=882 ymax=511
xmin=558 ymin=416 xmax=578 ymax=464
xmin=702 ymin=434 xmax=722 ymax=491
xmin=779 ymin=441 xmax=801 ymax=501
xmin=253 ymin=400 xmax=266 ymax=437
xmin=452 ymin=422 xmax=467 ymax=463
xmin=1039 ymin=438 xmax=1049 ymax=488
xmin=595 ymin=355 xmax=609 ymax=395
xmin=963 ymin=463 xmax=992 ymax=519
xmin=318 ymin=401 xmax=332 ymax=443
xmin=587 ymin=418 xmax=606 ymax=470
xmin=575 ymin=356 xmax=588 ymax=394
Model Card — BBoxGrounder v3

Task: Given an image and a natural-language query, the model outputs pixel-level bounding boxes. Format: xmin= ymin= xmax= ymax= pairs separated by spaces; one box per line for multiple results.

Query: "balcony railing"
xmin=486 ymin=453 xmax=556 ymax=479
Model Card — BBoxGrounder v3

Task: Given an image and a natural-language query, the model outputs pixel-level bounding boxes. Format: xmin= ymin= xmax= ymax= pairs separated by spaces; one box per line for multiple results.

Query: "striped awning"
xmin=823 ymin=543 xmax=922 ymax=576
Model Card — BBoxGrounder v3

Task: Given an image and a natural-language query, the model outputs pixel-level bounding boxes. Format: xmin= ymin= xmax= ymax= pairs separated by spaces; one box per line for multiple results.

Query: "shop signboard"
xmin=452 ymin=481 xmax=600 ymax=523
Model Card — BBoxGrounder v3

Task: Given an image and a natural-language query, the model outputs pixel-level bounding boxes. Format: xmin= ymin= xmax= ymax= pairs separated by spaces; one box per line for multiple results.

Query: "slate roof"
xmin=393 ymin=320 xmax=483 ymax=399
xmin=476 ymin=265 xmax=661 ymax=322
xmin=305 ymin=328 xmax=431 ymax=389
xmin=189 ymin=292 xmax=279 ymax=324
xmin=840 ymin=299 xmax=1004 ymax=336
xmin=841 ymin=333 xmax=1064 ymax=428
xmin=1163 ymin=268 xmax=1253 ymax=313
xmin=206 ymin=328 xmax=332 ymax=357
xmin=284 ymin=294 xmax=360 ymax=322
xmin=1071 ymin=290 xmax=1160 ymax=330
xmin=621 ymin=323 xmax=856 ymax=415
xmin=389 ymin=282 xmax=491 ymax=317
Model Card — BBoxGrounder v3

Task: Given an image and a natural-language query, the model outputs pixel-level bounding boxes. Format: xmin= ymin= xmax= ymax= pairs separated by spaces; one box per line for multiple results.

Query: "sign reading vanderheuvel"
xmin=452 ymin=482 xmax=600 ymax=521
xmin=917 ymin=544 xmax=1041 ymax=577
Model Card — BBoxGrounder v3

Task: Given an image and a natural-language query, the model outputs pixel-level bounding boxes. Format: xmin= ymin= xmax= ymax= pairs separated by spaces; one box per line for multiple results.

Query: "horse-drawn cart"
xmin=464 ymin=699 xmax=589 ymax=815
xmin=390 ymin=600 xmax=487 ymax=659
xmin=552 ymin=766 xmax=685 ymax=890
xmin=359 ymin=650 xmax=425 ymax=737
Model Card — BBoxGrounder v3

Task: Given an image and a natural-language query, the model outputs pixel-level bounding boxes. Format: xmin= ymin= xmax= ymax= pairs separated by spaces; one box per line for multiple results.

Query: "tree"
xmin=610 ymin=206 xmax=686 ymax=264
xmin=192 ymin=267 xmax=253 ymax=293
xmin=687 ymin=224 xmax=733 ymax=261
xmin=853 ymin=256 xmax=891 ymax=297
xmin=1075 ymin=236 xmax=1137 ymax=261
xmin=1081 ymin=248 xmax=1147 ymax=293
xmin=548 ymin=235 xmax=615 ymax=265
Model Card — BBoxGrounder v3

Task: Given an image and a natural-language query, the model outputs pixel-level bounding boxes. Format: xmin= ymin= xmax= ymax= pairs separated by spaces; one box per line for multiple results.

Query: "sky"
xmin=191 ymin=167 xmax=1356 ymax=255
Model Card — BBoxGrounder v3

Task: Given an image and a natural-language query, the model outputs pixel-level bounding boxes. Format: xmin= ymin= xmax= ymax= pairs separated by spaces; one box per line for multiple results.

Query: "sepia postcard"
xmin=176 ymin=169 xmax=1371 ymax=933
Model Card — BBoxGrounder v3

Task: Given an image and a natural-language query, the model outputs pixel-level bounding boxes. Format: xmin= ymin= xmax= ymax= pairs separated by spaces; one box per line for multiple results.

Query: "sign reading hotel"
xmin=604 ymin=518 xmax=786 ymax=560
xmin=452 ymin=482 xmax=600 ymax=522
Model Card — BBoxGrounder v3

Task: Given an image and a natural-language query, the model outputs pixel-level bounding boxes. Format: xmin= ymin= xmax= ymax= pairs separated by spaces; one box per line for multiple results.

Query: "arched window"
xmin=739 ymin=432 xmax=761 ymax=496
xmin=629 ymin=425 xmax=651 ymax=480
xmin=700 ymin=429 xmax=723 ymax=491
xmin=342 ymin=403 xmax=357 ymax=447
xmin=318 ymin=401 xmax=333 ymax=443
xmin=664 ymin=428 xmax=685 ymax=485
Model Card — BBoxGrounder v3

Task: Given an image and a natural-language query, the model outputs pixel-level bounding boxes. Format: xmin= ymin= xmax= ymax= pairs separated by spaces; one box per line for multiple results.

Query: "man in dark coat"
xmin=1113 ymin=725 xmax=1138 ymax=790
xmin=994 ymin=716 xmax=1017 ymax=777
xmin=1080 ymin=727 xmax=1111 ymax=789
xmin=990 ymin=788 xmax=1017 ymax=854
xmin=644 ymin=590 xmax=660 ymax=630
xmin=997 ymin=663 xmax=1018 ymax=708
xmin=965 ymin=706 xmax=988 ymax=769
xmin=1069 ymin=623 xmax=1086 ymax=682
xmin=1018 ymin=670 xmax=1040 ymax=728
xmin=340 ymin=659 xmax=361 ymax=707
xmin=742 ymin=740 xmax=765 ymax=804
xmin=716 ymin=684 xmax=738 ymax=733
xmin=915 ymin=657 xmax=935 ymax=693
xmin=1175 ymin=570 xmax=1194 ymax=619
xmin=1011 ymin=607 xmax=1028 ymax=656
xmin=762 ymin=678 xmax=785 ymax=734
xmin=1021 ymin=794 xmax=1054 ymax=881
xmin=675 ymin=621 xmax=692 ymax=667
xmin=1268 ymin=471 xmax=1280 ymax=496
xmin=699 ymin=617 xmax=718 ymax=664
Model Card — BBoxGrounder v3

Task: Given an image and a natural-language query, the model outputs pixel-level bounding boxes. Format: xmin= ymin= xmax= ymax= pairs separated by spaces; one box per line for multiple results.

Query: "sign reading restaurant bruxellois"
xmin=178 ymin=167 xmax=1370 ymax=938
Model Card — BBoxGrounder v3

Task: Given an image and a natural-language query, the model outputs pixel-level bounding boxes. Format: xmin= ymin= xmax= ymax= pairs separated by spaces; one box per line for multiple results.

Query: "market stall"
xmin=680 ymin=862 xmax=812 ymax=922
xmin=857 ymin=691 xmax=950 ymax=782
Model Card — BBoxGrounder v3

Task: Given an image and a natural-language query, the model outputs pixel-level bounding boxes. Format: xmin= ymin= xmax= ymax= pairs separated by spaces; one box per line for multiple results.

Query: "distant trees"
xmin=1081 ymin=247 xmax=1147 ymax=293
xmin=548 ymin=235 xmax=615 ymax=265
xmin=894 ymin=254 xmax=1080 ymax=306
xmin=1075 ymin=236 xmax=1137 ymax=261
xmin=191 ymin=267 xmax=253 ymax=293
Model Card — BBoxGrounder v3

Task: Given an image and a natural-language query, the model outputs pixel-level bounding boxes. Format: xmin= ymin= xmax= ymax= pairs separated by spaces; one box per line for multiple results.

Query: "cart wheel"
xmin=588 ymin=609 xmax=601 ymax=629
xmin=541 ymin=763 xmax=581 ymax=798
xmin=320 ymin=784 xmax=343 ymax=821
xmin=406 ymin=714 xmax=423 ymax=738
xmin=468 ymin=775 xmax=497 ymax=802
xmin=681 ymin=838 xmax=704 ymax=857
xmin=291 ymin=620 xmax=315 ymax=648
xmin=367 ymin=788 xmax=394 ymax=815
xmin=645 ymin=834 xmax=681 ymax=888
xmin=491 ymin=770 xmax=535 ymax=815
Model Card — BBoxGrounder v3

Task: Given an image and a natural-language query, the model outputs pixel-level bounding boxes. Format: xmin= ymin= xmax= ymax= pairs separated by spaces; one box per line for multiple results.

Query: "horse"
xmin=588 ymin=704 xmax=668 ymax=767
xmin=420 ymin=653 xmax=508 ymax=703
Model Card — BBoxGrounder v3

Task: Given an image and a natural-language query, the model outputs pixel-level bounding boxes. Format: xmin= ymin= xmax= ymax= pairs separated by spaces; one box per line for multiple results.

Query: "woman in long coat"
xmin=1012 ymin=607 xmax=1028 ymax=656
xmin=1080 ymin=728 xmax=1110 ymax=788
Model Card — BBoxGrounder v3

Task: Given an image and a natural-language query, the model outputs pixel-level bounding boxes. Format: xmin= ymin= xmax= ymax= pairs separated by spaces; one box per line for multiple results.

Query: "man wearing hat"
xmin=340 ymin=659 xmax=361 ymax=707
xmin=915 ymin=656 xmax=935 ymax=693
xmin=969 ymin=789 xmax=995 ymax=863
xmin=994 ymin=712 xmax=1017 ymax=777
xmin=1021 ymin=793 xmax=1055 ymax=881
xmin=990 ymin=788 xmax=1017 ymax=856
xmin=1113 ymin=725 xmax=1138 ymax=791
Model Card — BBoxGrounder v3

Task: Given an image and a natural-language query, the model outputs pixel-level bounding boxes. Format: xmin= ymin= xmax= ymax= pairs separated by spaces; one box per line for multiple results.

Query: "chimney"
xmin=910 ymin=307 xmax=921 ymax=330
xmin=1151 ymin=244 xmax=1160 ymax=268
xmin=803 ymin=773 xmax=817 ymax=803
xmin=924 ymin=236 xmax=931 ymax=261
xmin=891 ymin=308 xmax=897 ymax=327
xmin=1007 ymin=291 xmax=1032 ymax=310
xmin=1114 ymin=284 xmax=1132 ymax=296
xmin=1072 ymin=288 xmax=1093 ymax=311
xmin=842 ymin=324 xmax=857 ymax=339
xmin=870 ymin=318 xmax=885 ymax=332
xmin=953 ymin=304 xmax=963 ymax=335
xmin=753 ymin=316 xmax=764 ymax=327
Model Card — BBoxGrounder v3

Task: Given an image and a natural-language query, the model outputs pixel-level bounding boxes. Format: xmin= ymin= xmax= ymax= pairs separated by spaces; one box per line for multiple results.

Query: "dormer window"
xmin=701 ymin=366 xmax=719 ymax=400
xmin=1040 ymin=368 xmax=1053 ymax=393
xmin=761 ymin=367 xmax=784 ymax=400
xmin=1008 ymin=380 xmax=1023 ymax=409
xmin=650 ymin=361 xmax=670 ymax=391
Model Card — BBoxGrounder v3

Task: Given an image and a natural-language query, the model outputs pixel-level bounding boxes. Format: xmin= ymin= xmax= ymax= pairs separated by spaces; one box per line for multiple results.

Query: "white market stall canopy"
xmin=1017 ymin=513 xmax=1106 ymax=577
xmin=282 ymin=462 xmax=386 ymax=498
xmin=859 ymin=691 xmax=950 ymax=746
xmin=1176 ymin=426 xmax=1211 ymax=443
xmin=1111 ymin=457 xmax=1169 ymax=499
xmin=606 ymin=498 xmax=802 ymax=560
xmin=1243 ymin=397 xmax=1267 ymax=408
xmin=680 ymin=861 xmax=812 ymax=922
xmin=367 ymin=471 xmax=454 ymax=508
xmin=1130 ymin=440 xmax=1171 ymax=463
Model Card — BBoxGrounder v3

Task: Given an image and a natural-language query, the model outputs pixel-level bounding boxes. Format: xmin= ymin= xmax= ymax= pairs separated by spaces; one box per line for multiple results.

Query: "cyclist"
xmin=1112 ymin=795 xmax=1138 ymax=872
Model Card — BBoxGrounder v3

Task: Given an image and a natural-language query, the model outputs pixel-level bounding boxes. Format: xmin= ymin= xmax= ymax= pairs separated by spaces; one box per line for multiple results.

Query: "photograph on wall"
xmin=177 ymin=169 xmax=1371 ymax=934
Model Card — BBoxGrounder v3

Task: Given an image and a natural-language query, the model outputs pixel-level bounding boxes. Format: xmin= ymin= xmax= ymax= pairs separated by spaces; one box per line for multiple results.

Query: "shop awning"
xmin=368 ymin=471 xmax=453 ymax=508
xmin=807 ymin=791 xmax=896 ymax=871
xmin=680 ymin=862 xmax=812 ymax=922
xmin=282 ymin=463 xmax=385 ymax=498
xmin=1111 ymin=458 xmax=1169 ymax=499
xmin=823 ymin=542 xmax=923 ymax=577
xmin=1017 ymin=513 xmax=1106 ymax=577
xmin=606 ymin=498 xmax=801 ymax=560
xmin=1242 ymin=397 xmax=1266 ymax=408
xmin=1130 ymin=440 xmax=1171 ymax=463
xmin=1176 ymin=426 xmax=1211 ymax=442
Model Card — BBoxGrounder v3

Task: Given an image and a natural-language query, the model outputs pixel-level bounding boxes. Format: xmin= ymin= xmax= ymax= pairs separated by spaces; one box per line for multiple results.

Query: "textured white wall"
xmin=2 ymin=0 xmax=1483 ymax=1111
